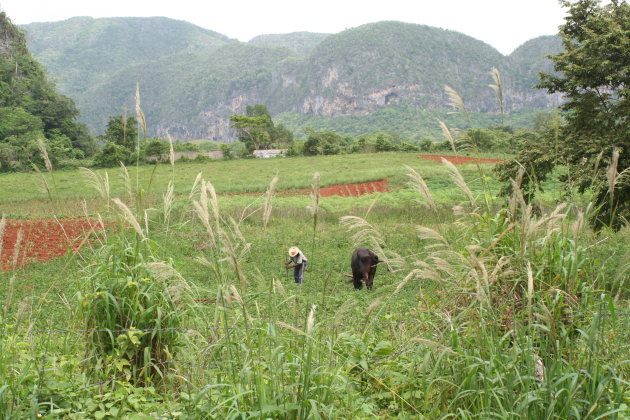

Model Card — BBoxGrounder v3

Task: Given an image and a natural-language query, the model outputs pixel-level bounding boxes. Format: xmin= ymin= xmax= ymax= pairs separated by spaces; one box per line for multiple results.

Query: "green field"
xmin=0 ymin=153 xmax=628 ymax=418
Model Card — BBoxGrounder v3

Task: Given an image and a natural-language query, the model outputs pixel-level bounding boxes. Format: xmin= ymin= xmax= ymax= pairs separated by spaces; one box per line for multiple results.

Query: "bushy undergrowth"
xmin=79 ymin=234 xmax=194 ymax=386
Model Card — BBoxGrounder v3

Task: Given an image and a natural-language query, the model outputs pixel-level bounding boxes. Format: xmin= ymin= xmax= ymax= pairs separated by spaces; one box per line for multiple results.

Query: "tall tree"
xmin=230 ymin=105 xmax=293 ymax=152
xmin=497 ymin=0 xmax=629 ymax=229
xmin=103 ymin=115 xmax=138 ymax=151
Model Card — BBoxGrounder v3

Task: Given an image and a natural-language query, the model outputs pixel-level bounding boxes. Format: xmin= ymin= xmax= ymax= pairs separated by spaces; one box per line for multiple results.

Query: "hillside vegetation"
xmin=0 ymin=13 xmax=93 ymax=171
xmin=21 ymin=18 xmax=562 ymax=139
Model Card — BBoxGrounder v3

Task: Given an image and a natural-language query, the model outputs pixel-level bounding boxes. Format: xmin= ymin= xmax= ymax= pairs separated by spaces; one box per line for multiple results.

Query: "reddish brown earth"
xmin=277 ymin=179 xmax=389 ymax=197
xmin=417 ymin=154 xmax=504 ymax=165
xmin=224 ymin=179 xmax=390 ymax=198
xmin=1 ymin=219 xmax=104 ymax=270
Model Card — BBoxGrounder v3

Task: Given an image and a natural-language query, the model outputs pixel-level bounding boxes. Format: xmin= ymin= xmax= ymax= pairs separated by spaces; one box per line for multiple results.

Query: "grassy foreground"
xmin=0 ymin=153 xmax=628 ymax=418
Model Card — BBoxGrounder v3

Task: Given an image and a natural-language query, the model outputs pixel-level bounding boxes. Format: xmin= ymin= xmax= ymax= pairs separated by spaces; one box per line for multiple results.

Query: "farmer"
xmin=285 ymin=246 xmax=308 ymax=284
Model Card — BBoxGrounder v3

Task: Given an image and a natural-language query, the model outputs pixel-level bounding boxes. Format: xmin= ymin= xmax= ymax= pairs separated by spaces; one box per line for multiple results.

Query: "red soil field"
xmin=417 ymin=154 xmax=504 ymax=165
xmin=1 ymin=219 xmax=104 ymax=270
xmin=224 ymin=179 xmax=390 ymax=198
xmin=278 ymin=179 xmax=389 ymax=197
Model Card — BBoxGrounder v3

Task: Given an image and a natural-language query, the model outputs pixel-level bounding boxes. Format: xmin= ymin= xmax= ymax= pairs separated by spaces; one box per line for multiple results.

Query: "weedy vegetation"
xmin=0 ymin=147 xmax=627 ymax=419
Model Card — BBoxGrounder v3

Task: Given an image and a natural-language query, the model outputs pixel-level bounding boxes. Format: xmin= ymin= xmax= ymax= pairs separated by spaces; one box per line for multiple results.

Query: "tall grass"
xmin=379 ymin=160 xmax=630 ymax=417
xmin=308 ymin=171 xmax=321 ymax=260
xmin=263 ymin=174 xmax=278 ymax=229
xmin=0 ymin=131 xmax=627 ymax=417
xmin=79 ymin=207 xmax=192 ymax=385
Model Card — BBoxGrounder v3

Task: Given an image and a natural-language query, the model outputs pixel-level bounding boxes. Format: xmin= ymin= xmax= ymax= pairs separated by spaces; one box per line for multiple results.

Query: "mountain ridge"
xmin=19 ymin=16 xmax=563 ymax=140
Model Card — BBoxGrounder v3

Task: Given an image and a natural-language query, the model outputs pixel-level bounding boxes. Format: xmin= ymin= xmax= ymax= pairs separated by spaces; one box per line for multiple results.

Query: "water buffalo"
xmin=350 ymin=248 xmax=380 ymax=290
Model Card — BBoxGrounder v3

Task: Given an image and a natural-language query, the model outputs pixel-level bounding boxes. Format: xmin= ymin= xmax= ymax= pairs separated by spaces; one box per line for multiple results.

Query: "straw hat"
xmin=288 ymin=246 xmax=300 ymax=257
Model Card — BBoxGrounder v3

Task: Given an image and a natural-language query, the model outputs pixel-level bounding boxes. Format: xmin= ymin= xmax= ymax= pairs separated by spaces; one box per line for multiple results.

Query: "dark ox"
xmin=350 ymin=248 xmax=380 ymax=290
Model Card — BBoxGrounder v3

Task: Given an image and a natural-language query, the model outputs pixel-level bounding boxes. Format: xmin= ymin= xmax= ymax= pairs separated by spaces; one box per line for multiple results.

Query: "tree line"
xmin=1 ymin=1 xmax=626 ymax=229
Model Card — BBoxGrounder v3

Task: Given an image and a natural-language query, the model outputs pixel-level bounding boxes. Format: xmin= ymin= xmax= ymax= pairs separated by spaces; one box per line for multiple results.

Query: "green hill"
xmin=22 ymin=16 xmax=233 ymax=97
xmin=19 ymin=18 xmax=562 ymax=140
xmin=507 ymin=35 xmax=564 ymax=108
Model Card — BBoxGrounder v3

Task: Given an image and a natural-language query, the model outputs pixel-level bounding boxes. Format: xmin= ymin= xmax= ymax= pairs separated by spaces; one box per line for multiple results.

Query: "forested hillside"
xmin=0 ymin=13 xmax=93 ymax=171
xmin=20 ymin=18 xmax=562 ymax=140
xmin=23 ymin=17 xmax=233 ymax=97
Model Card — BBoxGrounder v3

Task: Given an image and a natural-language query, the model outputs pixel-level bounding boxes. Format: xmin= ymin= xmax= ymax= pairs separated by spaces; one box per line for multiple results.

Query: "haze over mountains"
xmin=20 ymin=17 xmax=563 ymax=140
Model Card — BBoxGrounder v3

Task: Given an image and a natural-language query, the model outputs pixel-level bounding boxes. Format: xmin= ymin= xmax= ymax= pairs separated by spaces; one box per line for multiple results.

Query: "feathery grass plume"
xmin=36 ymin=137 xmax=52 ymax=173
xmin=227 ymin=216 xmax=251 ymax=257
xmin=112 ymin=198 xmax=146 ymax=240
xmin=31 ymin=163 xmax=53 ymax=202
xmin=135 ymin=82 xmax=147 ymax=138
xmin=416 ymin=226 xmax=449 ymax=246
xmin=188 ymin=172 xmax=203 ymax=203
xmin=0 ymin=215 xmax=5 ymax=260
xmin=263 ymin=175 xmax=278 ymax=229
xmin=404 ymin=164 xmax=437 ymax=214
xmin=534 ymin=356 xmax=545 ymax=382
xmin=119 ymin=162 xmax=133 ymax=203
xmin=530 ymin=203 xmax=568 ymax=236
xmin=440 ymin=157 xmax=476 ymax=205
xmin=593 ymin=150 xmax=604 ymax=174
xmin=394 ymin=270 xmax=421 ymax=295
xmin=365 ymin=299 xmax=381 ymax=320
xmin=605 ymin=148 xmax=624 ymax=226
xmin=364 ymin=195 xmax=380 ymax=219
xmin=428 ymin=255 xmax=460 ymax=278
xmin=166 ymin=132 xmax=176 ymax=193
xmin=572 ymin=207 xmax=585 ymax=239
xmin=80 ymin=167 xmax=110 ymax=202
xmin=200 ymin=179 xmax=209 ymax=223
xmin=192 ymin=199 xmax=216 ymax=247
xmin=489 ymin=67 xmax=504 ymax=118
xmin=606 ymin=148 xmax=620 ymax=198
xmin=307 ymin=171 xmax=321 ymax=259
xmin=219 ymin=229 xmax=247 ymax=293
xmin=438 ymin=119 xmax=457 ymax=153
xmin=339 ymin=215 xmax=403 ymax=272
xmin=467 ymin=249 xmax=490 ymax=306
xmin=508 ymin=168 xmax=526 ymax=217
xmin=163 ymin=180 xmax=175 ymax=231
xmin=306 ymin=304 xmax=317 ymax=335
xmin=15 ymin=297 xmax=32 ymax=326
xmin=11 ymin=228 xmax=23 ymax=269
xmin=166 ymin=132 xmax=175 ymax=169
xmin=277 ymin=321 xmax=307 ymax=336
xmin=606 ymin=148 xmax=620 ymax=203
xmin=444 ymin=85 xmax=470 ymax=123
xmin=146 ymin=261 xmax=192 ymax=302
xmin=272 ymin=278 xmax=286 ymax=295
xmin=307 ymin=171 xmax=321 ymax=228
xmin=3 ymin=228 xmax=21 ymax=314
xmin=206 ymin=182 xmax=220 ymax=226
xmin=339 ymin=216 xmax=384 ymax=249
xmin=527 ymin=262 xmax=534 ymax=317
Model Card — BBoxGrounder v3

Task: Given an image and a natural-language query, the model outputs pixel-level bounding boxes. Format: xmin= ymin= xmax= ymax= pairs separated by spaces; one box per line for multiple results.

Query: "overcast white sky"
xmin=0 ymin=0 xmax=568 ymax=55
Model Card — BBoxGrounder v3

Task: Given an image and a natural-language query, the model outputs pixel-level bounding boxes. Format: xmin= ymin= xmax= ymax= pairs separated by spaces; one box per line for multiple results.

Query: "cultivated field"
xmin=0 ymin=152 xmax=628 ymax=418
